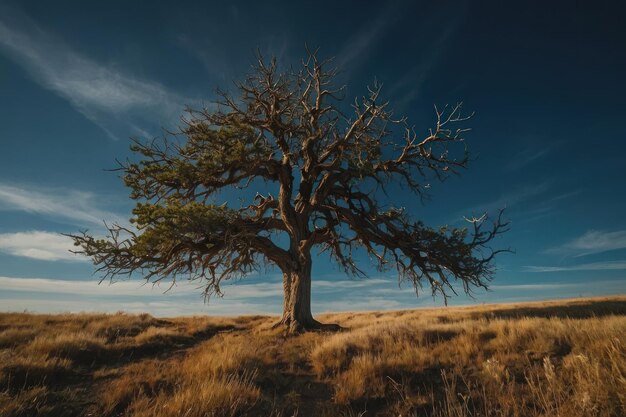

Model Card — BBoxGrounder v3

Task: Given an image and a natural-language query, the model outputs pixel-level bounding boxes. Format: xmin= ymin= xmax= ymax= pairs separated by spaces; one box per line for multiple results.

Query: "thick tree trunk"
xmin=277 ymin=258 xmax=321 ymax=334
xmin=275 ymin=261 xmax=342 ymax=334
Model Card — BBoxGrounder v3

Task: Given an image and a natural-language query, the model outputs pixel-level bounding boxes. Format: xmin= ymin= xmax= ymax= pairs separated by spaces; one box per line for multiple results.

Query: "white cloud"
xmin=315 ymin=297 xmax=409 ymax=313
xmin=1 ymin=275 xmax=624 ymax=317
xmin=0 ymin=276 xmax=284 ymax=316
xmin=220 ymin=281 xmax=284 ymax=299
xmin=451 ymin=181 xmax=552 ymax=223
xmin=0 ymin=275 xmax=422 ymax=316
xmin=0 ymin=8 xmax=196 ymax=140
xmin=523 ymin=260 xmax=626 ymax=273
xmin=314 ymin=278 xmax=389 ymax=290
xmin=545 ymin=230 xmax=626 ymax=257
xmin=0 ymin=276 xmax=197 ymax=297
xmin=0 ymin=183 xmax=122 ymax=227
xmin=0 ymin=296 xmax=278 ymax=317
xmin=0 ymin=231 xmax=82 ymax=261
xmin=0 ymin=275 xmax=289 ymax=300
xmin=492 ymin=282 xmax=595 ymax=290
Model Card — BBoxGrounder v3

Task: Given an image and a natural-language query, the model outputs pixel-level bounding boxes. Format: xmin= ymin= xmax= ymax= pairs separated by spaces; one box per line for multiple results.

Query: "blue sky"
xmin=1 ymin=0 xmax=625 ymax=316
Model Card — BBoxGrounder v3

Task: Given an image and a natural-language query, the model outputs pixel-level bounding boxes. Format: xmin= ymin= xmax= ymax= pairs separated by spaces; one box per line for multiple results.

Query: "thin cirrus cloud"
xmin=523 ymin=260 xmax=626 ymax=273
xmin=0 ymin=275 xmax=461 ymax=317
xmin=0 ymin=276 xmax=398 ymax=316
xmin=2 ymin=275 xmax=624 ymax=317
xmin=0 ymin=276 xmax=281 ymax=316
xmin=506 ymin=147 xmax=551 ymax=171
xmin=0 ymin=183 xmax=126 ymax=261
xmin=451 ymin=182 xmax=581 ymax=226
xmin=386 ymin=12 xmax=463 ymax=111
xmin=0 ymin=231 xmax=82 ymax=261
xmin=0 ymin=183 xmax=122 ymax=227
xmin=334 ymin=3 xmax=402 ymax=72
xmin=0 ymin=7 xmax=196 ymax=140
xmin=448 ymin=181 xmax=552 ymax=224
xmin=546 ymin=230 xmax=626 ymax=257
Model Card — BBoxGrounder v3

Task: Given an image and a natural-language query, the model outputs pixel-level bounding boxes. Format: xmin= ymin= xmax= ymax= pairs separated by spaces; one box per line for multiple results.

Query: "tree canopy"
xmin=70 ymin=50 xmax=509 ymax=333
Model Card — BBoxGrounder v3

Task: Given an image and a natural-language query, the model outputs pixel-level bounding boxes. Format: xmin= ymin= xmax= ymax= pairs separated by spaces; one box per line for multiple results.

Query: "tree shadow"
xmin=470 ymin=299 xmax=626 ymax=321
xmin=107 ymin=323 xmax=238 ymax=365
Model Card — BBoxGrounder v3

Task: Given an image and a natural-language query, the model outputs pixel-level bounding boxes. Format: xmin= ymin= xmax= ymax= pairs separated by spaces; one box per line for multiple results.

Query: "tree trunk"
xmin=277 ymin=258 xmax=320 ymax=334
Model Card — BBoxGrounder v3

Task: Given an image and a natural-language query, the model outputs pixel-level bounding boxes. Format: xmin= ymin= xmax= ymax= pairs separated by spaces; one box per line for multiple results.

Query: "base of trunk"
xmin=272 ymin=317 xmax=342 ymax=335
xmin=278 ymin=262 xmax=342 ymax=334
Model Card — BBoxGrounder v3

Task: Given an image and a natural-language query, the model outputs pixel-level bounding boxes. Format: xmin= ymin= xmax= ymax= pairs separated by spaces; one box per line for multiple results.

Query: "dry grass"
xmin=0 ymin=296 xmax=624 ymax=416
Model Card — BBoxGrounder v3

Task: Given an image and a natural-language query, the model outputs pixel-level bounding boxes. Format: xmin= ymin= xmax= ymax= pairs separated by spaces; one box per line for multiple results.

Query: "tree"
xmin=70 ymin=50 xmax=509 ymax=334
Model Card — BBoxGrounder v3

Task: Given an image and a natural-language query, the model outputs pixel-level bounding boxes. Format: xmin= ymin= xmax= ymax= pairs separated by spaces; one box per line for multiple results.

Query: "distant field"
xmin=1 ymin=296 xmax=625 ymax=417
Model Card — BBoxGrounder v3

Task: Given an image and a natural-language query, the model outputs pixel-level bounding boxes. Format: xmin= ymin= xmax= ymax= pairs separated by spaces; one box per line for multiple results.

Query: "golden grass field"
xmin=1 ymin=296 xmax=625 ymax=417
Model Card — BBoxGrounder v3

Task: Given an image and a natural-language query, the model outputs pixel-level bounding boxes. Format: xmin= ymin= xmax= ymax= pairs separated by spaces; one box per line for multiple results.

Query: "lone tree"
xmin=70 ymin=51 xmax=508 ymax=333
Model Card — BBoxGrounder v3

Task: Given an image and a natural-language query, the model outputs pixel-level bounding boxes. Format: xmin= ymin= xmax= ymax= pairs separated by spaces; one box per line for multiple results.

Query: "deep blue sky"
xmin=1 ymin=0 xmax=625 ymax=316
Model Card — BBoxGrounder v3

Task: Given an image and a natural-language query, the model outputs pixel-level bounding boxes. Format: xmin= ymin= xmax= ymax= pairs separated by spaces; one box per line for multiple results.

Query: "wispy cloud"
xmin=0 ymin=7 xmax=195 ymax=140
xmin=0 ymin=276 xmax=402 ymax=316
xmin=334 ymin=5 xmax=402 ymax=72
xmin=386 ymin=16 xmax=462 ymax=110
xmin=450 ymin=181 xmax=551 ymax=223
xmin=175 ymin=34 xmax=237 ymax=82
xmin=523 ymin=260 xmax=626 ymax=273
xmin=316 ymin=297 xmax=409 ymax=313
xmin=0 ymin=231 xmax=82 ymax=261
xmin=314 ymin=278 xmax=389 ymax=290
xmin=491 ymin=283 xmax=576 ymax=290
xmin=0 ymin=276 xmax=391 ymax=299
xmin=0 ymin=276 xmax=283 ymax=315
xmin=506 ymin=148 xmax=551 ymax=171
xmin=0 ymin=276 xmax=202 ymax=297
xmin=335 ymin=19 xmax=386 ymax=70
xmin=546 ymin=230 xmax=626 ymax=257
xmin=514 ymin=189 xmax=584 ymax=224
xmin=0 ymin=182 xmax=122 ymax=227
xmin=1 ymin=274 xmax=624 ymax=316
xmin=452 ymin=180 xmax=583 ymax=227
xmin=490 ymin=280 xmax=626 ymax=293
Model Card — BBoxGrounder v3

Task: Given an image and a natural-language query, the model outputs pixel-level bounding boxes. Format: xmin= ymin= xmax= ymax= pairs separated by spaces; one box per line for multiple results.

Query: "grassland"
xmin=0 ymin=296 xmax=625 ymax=417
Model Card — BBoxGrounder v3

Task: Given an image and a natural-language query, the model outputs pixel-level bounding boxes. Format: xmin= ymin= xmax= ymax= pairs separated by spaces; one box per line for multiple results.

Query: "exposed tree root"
xmin=271 ymin=318 xmax=342 ymax=335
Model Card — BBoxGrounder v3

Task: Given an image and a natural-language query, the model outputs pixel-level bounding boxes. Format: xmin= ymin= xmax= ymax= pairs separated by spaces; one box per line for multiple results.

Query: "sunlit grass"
xmin=0 ymin=296 xmax=624 ymax=416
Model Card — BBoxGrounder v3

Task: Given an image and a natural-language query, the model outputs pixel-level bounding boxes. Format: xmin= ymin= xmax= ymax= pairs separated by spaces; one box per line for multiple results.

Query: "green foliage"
xmin=130 ymin=202 xmax=237 ymax=257
xmin=124 ymin=124 xmax=273 ymax=201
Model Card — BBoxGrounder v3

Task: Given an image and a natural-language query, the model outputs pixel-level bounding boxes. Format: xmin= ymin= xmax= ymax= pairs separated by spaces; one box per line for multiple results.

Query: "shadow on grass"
xmin=471 ymin=300 xmax=626 ymax=321
xmin=102 ymin=323 xmax=239 ymax=366
xmin=0 ymin=363 xmax=75 ymax=394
